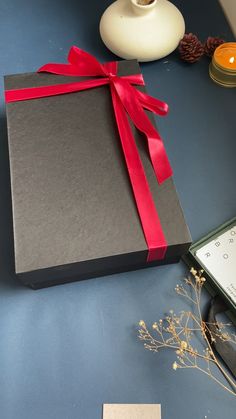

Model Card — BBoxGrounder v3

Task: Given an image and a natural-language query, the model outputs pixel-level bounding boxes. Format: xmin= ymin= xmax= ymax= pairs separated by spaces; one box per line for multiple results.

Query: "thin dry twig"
xmin=137 ymin=0 xmax=155 ymax=5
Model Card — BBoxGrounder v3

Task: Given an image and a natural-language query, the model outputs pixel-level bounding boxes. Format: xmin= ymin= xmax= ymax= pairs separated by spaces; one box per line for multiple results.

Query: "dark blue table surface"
xmin=0 ymin=1 xmax=236 ymax=418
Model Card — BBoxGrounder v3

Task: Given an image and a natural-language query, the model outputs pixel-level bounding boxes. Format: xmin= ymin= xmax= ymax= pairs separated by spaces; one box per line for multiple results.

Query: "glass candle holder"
xmin=209 ymin=42 xmax=236 ymax=87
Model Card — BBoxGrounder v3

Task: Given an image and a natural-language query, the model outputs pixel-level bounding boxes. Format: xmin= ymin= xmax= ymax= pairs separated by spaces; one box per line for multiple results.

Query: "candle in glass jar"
xmin=209 ymin=42 xmax=236 ymax=87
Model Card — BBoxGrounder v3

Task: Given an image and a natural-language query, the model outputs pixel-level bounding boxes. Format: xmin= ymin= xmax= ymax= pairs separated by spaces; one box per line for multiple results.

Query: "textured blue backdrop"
xmin=0 ymin=1 xmax=236 ymax=418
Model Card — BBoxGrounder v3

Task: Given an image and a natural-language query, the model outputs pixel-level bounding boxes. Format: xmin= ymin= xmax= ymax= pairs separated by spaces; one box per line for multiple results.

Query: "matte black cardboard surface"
xmin=5 ymin=60 xmax=191 ymax=288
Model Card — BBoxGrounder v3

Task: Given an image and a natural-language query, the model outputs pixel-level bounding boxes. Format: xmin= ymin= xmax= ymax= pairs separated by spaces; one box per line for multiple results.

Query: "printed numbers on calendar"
xmin=195 ymin=226 xmax=236 ymax=305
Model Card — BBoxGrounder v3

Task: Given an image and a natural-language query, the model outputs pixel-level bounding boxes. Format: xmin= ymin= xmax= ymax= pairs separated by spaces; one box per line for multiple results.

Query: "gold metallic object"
xmin=209 ymin=42 xmax=236 ymax=87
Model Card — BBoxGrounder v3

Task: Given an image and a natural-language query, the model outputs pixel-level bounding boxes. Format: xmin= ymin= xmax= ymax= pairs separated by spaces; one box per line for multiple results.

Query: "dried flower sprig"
xmin=137 ymin=0 xmax=155 ymax=5
xmin=138 ymin=268 xmax=236 ymax=396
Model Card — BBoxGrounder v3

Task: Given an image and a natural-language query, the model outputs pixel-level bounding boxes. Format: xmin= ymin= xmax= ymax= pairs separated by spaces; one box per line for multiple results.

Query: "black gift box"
xmin=5 ymin=59 xmax=191 ymax=288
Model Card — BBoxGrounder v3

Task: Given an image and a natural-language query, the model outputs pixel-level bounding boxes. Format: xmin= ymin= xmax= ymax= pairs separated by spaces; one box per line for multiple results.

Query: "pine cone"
xmin=178 ymin=33 xmax=204 ymax=63
xmin=204 ymin=36 xmax=225 ymax=57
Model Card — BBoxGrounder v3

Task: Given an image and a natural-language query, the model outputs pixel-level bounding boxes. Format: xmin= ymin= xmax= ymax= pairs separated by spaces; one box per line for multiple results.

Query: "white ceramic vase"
xmin=99 ymin=0 xmax=185 ymax=62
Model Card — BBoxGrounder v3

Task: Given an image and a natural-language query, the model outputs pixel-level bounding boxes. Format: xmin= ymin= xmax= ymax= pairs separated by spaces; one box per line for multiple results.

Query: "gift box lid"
xmin=5 ymin=59 xmax=191 ymax=284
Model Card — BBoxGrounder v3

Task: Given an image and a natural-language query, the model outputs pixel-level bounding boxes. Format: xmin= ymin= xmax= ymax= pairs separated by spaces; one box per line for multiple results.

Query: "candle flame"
xmin=229 ymin=56 xmax=235 ymax=64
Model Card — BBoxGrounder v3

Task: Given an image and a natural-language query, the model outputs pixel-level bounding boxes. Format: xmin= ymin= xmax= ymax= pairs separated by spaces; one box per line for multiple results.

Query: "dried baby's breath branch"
xmin=137 ymin=0 xmax=155 ymax=5
xmin=138 ymin=268 xmax=236 ymax=397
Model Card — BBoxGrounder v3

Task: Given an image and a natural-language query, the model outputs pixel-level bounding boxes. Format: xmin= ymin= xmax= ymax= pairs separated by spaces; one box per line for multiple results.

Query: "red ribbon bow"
xmin=5 ymin=46 xmax=173 ymax=261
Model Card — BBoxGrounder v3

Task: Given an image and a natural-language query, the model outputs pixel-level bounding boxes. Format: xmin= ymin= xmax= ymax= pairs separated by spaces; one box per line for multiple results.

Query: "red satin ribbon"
xmin=5 ymin=46 xmax=173 ymax=261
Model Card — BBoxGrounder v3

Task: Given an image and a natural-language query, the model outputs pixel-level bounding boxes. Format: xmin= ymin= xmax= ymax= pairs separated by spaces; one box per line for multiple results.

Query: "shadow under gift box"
xmin=4 ymin=60 xmax=191 ymax=289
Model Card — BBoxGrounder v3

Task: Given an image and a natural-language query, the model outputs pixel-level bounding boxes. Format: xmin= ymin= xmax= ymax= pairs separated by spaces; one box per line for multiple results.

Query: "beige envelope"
xmin=103 ymin=404 xmax=161 ymax=419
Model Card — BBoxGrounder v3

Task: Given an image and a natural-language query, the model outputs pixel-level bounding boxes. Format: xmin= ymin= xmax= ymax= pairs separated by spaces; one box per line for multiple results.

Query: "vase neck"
xmin=130 ymin=0 xmax=157 ymax=16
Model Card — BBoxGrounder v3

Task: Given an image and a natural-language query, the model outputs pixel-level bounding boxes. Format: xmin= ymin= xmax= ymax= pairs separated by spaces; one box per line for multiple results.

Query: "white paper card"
xmin=195 ymin=225 xmax=236 ymax=304
xmin=103 ymin=404 xmax=161 ymax=419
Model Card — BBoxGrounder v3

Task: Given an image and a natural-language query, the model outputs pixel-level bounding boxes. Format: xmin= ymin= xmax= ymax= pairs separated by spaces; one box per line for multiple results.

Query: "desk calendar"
xmin=184 ymin=218 xmax=236 ymax=313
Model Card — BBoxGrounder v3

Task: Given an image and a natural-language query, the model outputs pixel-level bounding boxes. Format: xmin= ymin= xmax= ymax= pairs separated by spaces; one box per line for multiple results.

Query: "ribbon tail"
xmin=112 ymin=78 xmax=173 ymax=184
xmin=110 ymin=84 xmax=167 ymax=262
xmin=134 ymin=89 xmax=169 ymax=116
xmin=146 ymin=128 xmax=173 ymax=184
